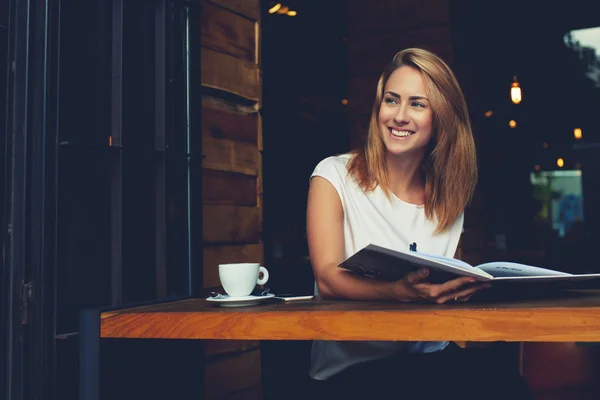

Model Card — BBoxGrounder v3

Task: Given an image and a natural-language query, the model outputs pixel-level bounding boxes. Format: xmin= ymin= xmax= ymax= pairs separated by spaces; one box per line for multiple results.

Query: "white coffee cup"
xmin=218 ymin=263 xmax=269 ymax=297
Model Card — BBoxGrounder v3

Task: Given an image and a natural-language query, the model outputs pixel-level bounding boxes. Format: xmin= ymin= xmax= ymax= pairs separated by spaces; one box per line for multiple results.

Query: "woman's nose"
xmin=393 ymin=107 xmax=409 ymax=124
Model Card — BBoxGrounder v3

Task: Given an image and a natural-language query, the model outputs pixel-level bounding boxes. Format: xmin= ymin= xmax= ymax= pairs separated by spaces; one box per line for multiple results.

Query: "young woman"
xmin=306 ymin=48 xmax=533 ymax=399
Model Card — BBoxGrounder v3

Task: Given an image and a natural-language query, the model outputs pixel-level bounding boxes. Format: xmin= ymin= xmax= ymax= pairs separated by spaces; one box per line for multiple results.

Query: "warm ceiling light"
xmin=557 ymin=158 xmax=565 ymax=168
xmin=574 ymin=128 xmax=583 ymax=139
xmin=341 ymin=99 xmax=348 ymax=105
xmin=509 ymin=120 xmax=517 ymax=128
xmin=286 ymin=10 xmax=297 ymax=16
xmin=268 ymin=3 xmax=281 ymax=14
xmin=276 ymin=5 xmax=289 ymax=14
xmin=484 ymin=110 xmax=493 ymax=117
xmin=534 ymin=165 xmax=541 ymax=171
xmin=543 ymin=142 xmax=549 ymax=148
xmin=511 ymin=75 xmax=522 ymax=104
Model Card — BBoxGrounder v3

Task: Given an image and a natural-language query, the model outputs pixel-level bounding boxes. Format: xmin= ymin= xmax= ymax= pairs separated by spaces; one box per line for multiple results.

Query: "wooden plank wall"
xmin=201 ymin=1 xmax=263 ymax=398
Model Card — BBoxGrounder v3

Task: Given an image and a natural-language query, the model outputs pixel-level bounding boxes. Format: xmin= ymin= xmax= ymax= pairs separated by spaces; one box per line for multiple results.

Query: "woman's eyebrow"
xmin=384 ymin=91 xmax=429 ymax=101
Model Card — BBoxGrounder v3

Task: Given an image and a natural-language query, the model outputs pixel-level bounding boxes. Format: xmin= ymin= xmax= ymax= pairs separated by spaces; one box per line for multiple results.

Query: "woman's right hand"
xmin=393 ymin=267 xmax=492 ymax=304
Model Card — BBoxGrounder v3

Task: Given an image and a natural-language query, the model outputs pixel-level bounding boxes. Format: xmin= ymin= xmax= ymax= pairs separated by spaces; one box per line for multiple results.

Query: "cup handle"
xmin=257 ymin=266 xmax=269 ymax=285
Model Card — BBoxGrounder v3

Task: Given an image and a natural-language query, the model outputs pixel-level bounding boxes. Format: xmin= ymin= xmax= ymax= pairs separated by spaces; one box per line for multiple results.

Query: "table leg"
xmin=79 ymin=308 xmax=100 ymax=400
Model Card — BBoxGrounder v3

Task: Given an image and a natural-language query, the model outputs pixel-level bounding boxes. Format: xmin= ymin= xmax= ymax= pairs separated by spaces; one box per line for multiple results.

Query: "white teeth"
xmin=390 ymin=128 xmax=412 ymax=137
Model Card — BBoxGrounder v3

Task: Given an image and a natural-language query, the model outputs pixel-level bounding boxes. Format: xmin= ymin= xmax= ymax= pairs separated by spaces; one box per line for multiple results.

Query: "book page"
xmin=353 ymin=244 xmax=494 ymax=281
xmin=369 ymin=245 xmax=476 ymax=269
xmin=475 ymin=262 xmax=572 ymax=278
xmin=416 ymin=252 xmax=475 ymax=271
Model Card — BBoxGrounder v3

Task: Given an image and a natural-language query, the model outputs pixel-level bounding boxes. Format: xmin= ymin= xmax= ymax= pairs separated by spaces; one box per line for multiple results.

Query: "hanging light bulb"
xmin=574 ymin=128 xmax=583 ymax=139
xmin=511 ymin=75 xmax=522 ymax=104
xmin=557 ymin=158 xmax=565 ymax=168
xmin=268 ymin=3 xmax=281 ymax=13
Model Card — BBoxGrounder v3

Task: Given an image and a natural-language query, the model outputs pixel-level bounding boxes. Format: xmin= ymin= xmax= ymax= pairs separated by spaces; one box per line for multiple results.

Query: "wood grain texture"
xmin=256 ymin=112 xmax=263 ymax=151
xmin=347 ymin=0 xmax=450 ymax=37
xmin=207 ymin=0 xmax=260 ymax=21
xmin=256 ymin=148 xmax=263 ymax=229
xmin=205 ymin=349 xmax=261 ymax=399
xmin=101 ymin=291 xmax=600 ymax=342
xmin=203 ymin=205 xmax=260 ymax=243
xmin=203 ymin=169 xmax=257 ymax=206
xmin=203 ymin=244 xmax=263 ymax=288
xmin=203 ymin=94 xmax=259 ymax=115
xmin=202 ymin=136 xmax=259 ymax=176
xmin=201 ymin=2 xmax=255 ymax=62
xmin=202 ymin=103 xmax=258 ymax=145
xmin=347 ymin=26 xmax=454 ymax=76
xmin=201 ymin=47 xmax=260 ymax=101
xmin=254 ymin=21 xmax=260 ymax=66
xmin=199 ymin=1 xmax=263 ymax=397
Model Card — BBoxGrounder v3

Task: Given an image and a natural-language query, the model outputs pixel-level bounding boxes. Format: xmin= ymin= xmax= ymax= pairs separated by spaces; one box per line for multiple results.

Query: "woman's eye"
xmin=384 ymin=97 xmax=398 ymax=105
xmin=412 ymin=102 xmax=425 ymax=108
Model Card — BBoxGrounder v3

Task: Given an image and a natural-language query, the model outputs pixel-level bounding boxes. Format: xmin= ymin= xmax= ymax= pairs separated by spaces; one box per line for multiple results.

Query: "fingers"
xmin=437 ymin=282 xmax=492 ymax=304
xmin=455 ymin=293 xmax=474 ymax=302
xmin=405 ymin=268 xmax=430 ymax=284
xmin=402 ymin=272 xmax=490 ymax=304
xmin=429 ymin=276 xmax=478 ymax=298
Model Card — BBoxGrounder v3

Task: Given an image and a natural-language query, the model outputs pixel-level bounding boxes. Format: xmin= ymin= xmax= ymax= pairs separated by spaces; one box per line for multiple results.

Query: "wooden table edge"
xmin=100 ymin=305 xmax=600 ymax=342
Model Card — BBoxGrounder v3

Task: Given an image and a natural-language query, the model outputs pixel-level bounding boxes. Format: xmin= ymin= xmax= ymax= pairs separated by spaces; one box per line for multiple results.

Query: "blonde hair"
xmin=348 ymin=48 xmax=477 ymax=233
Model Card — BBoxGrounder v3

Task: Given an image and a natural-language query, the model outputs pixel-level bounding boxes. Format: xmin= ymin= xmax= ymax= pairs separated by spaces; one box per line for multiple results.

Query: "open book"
xmin=338 ymin=244 xmax=600 ymax=288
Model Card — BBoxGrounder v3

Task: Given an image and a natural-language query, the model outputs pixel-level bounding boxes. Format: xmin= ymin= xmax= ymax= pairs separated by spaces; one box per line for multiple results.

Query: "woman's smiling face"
xmin=378 ymin=65 xmax=434 ymax=159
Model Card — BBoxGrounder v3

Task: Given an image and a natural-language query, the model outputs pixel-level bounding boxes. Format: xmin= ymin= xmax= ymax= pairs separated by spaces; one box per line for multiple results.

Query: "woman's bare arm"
xmin=307 ymin=177 xmax=402 ymax=300
xmin=306 ymin=177 xmax=489 ymax=302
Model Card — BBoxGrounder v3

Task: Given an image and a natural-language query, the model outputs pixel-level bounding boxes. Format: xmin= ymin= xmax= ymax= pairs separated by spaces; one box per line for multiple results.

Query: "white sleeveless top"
xmin=308 ymin=154 xmax=464 ymax=380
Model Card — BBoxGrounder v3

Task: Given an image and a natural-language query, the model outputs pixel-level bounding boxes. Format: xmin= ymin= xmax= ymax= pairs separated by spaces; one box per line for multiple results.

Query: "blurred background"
xmin=261 ymin=0 xmax=600 ymax=286
xmin=2 ymin=0 xmax=600 ymax=399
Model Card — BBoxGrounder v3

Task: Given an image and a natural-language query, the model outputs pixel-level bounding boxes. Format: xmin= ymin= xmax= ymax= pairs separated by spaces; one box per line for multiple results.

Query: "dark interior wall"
xmin=261 ymin=0 xmax=600 ymax=273
xmin=451 ymin=0 xmax=600 ymax=267
xmin=1 ymin=0 xmax=7 ymax=228
xmin=261 ymin=0 xmax=349 ymax=269
xmin=1 ymin=0 xmax=7 ymax=190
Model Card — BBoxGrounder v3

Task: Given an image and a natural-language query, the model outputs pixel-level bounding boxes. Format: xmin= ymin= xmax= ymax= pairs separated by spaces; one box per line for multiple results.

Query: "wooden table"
xmin=80 ymin=290 xmax=600 ymax=400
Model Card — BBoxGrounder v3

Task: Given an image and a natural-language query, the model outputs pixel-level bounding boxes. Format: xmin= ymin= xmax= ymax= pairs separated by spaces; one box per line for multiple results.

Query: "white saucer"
xmin=205 ymin=293 xmax=275 ymax=307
